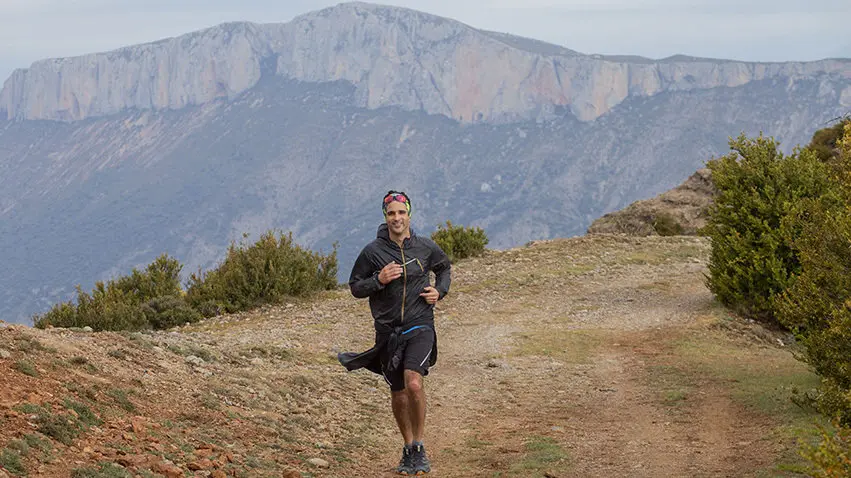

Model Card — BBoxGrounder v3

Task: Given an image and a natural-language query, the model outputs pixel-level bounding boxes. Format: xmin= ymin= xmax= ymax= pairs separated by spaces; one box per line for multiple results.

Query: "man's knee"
xmin=404 ymin=370 xmax=423 ymax=394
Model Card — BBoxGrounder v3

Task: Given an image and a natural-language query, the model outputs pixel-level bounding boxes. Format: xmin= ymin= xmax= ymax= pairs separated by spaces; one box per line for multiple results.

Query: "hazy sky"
xmin=1 ymin=0 xmax=850 ymax=82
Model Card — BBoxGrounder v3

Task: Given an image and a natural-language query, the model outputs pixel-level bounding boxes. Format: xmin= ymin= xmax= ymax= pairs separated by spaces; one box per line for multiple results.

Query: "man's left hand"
xmin=420 ymin=286 xmax=439 ymax=305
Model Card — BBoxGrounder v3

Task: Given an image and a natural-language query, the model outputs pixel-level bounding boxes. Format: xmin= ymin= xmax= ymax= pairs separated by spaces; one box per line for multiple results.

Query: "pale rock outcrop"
xmin=2 ymin=2 xmax=850 ymax=123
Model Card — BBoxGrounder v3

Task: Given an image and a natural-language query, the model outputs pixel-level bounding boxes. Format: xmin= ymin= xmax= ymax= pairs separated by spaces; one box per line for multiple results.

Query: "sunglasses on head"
xmin=383 ymin=193 xmax=408 ymax=204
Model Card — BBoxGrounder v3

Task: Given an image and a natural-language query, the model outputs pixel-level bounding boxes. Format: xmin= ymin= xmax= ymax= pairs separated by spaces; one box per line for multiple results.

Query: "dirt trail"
xmin=0 ymin=235 xmax=806 ymax=477
xmin=343 ymin=235 xmax=783 ymax=477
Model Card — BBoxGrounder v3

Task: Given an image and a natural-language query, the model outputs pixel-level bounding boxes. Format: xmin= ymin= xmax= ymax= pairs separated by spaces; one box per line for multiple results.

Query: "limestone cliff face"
xmin=0 ymin=22 xmax=274 ymax=121
xmin=2 ymin=2 xmax=851 ymax=123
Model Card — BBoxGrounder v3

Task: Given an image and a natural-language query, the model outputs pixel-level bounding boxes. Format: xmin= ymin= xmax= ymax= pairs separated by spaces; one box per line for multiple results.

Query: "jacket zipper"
xmin=400 ymin=244 xmax=407 ymax=324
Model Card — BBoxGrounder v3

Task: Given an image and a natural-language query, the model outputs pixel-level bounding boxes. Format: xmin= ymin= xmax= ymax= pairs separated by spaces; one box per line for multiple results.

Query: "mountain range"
xmin=1 ymin=2 xmax=849 ymax=323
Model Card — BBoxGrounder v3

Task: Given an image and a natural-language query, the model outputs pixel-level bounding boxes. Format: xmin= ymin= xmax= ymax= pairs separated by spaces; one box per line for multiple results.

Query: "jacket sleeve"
xmin=349 ymin=246 xmax=385 ymax=298
xmin=430 ymin=242 xmax=452 ymax=300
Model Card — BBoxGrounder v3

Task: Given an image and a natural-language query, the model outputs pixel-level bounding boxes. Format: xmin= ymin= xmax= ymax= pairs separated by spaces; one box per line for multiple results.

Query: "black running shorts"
xmin=382 ymin=326 xmax=435 ymax=392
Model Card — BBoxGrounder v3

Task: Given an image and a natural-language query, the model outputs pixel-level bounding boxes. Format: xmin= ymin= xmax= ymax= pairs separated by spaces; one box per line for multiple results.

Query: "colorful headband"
xmin=382 ymin=191 xmax=412 ymax=216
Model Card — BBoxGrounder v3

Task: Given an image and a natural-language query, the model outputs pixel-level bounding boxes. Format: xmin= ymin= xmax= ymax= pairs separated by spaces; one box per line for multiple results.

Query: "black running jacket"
xmin=349 ymin=224 xmax=451 ymax=334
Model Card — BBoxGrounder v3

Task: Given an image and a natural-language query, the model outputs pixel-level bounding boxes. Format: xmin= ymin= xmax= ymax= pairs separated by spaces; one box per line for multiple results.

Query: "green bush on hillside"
xmin=807 ymin=117 xmax=851 ymax=163
xmin=140 ymin=295 xmax=202 ymax=330
xmin=802 ymin=420 xmax=851 ymax=477
xmin=652 ymin=212 xmax=685 ymax=236
xmin=430 ymin=221 xmax=488 ymax=263
xmin=776 ymin=122 xmax=851 ymax=425
xmin=34 ymin=254 xmax=186 ymax=331
xmin=185 ymin=230 xmax=338 ymax=316
xmin=704 ymin=123 xmax=851 ymax=468
xmin=702 ymin=133 xmax=834 ymax=324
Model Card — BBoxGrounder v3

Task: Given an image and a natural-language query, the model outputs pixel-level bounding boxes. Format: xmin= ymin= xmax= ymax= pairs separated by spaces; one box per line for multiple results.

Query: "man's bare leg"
xmin=391 ymin=390 xmax=414 ymax=445
xmin=404 ymin=370 xmax=426 ymax=443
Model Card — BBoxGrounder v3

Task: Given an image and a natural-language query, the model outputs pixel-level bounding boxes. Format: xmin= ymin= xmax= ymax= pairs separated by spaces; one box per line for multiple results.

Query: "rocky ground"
xmin=587 ymin=168 xmax=716 ymax=236
xmin=0 ymin=234 xmax=820 ymax=477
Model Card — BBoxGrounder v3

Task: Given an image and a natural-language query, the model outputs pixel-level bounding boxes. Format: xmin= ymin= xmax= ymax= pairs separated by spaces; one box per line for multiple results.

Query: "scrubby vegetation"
xmin=802 ymin=422 xmax=851 ymax=477
xmin=703 ymin=119 xmax=851 ymax=471
xmin=33 ymin=254 xmax=185 ymax=331
xmin=185 ymin=230 xmax=337 ymax=316
xmin=703 ymin=133 xmax=834 ymax=323
xmin=652 ymin=212 xmax=685 ymax=236
xmin=431 ymin=220 xmax=489 ymax=262
xmin=33 ymin=230 xmax=338 ymax=331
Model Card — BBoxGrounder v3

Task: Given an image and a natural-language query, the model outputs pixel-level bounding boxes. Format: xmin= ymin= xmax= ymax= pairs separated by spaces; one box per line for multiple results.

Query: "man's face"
xmin=384 ymin=201 xmax=411 ymax=237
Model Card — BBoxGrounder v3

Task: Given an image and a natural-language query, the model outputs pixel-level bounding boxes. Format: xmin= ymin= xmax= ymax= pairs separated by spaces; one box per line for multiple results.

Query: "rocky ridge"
xmin=587 ymin=168 xmax=716 ymax=236
xmin=3 ymin=2 xmax=851 ymax=123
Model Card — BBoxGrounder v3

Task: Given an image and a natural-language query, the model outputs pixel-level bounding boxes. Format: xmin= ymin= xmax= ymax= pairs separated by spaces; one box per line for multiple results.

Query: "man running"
xmin=339 ymin=190 xmax=451 ymax=475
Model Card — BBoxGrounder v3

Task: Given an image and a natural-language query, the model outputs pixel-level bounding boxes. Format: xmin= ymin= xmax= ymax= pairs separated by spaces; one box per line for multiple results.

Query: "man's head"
xmin=382 ymin=190 xmax=412 ymax=239
xmin=382 ymin=190 xmax=411 ymax=216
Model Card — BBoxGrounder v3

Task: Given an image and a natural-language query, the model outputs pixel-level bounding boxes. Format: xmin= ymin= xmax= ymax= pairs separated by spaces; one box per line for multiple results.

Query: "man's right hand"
xmin=378 ymin=262 xmax=403 ymax=285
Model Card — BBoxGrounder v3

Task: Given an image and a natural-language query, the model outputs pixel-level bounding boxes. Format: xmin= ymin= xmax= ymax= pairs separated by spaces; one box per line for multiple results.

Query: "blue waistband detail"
xmin=402 ymin=325 xmax=428 ymax=335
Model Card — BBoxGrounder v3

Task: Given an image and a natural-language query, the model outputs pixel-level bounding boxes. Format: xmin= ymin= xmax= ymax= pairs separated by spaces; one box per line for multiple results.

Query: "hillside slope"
xmin=587 ymin=168 xmax=716 ymax=235
xmin=0 ymin=73 xmax=843 ymax=323
xmin=0 ymin=235 xmax=818 ymax=477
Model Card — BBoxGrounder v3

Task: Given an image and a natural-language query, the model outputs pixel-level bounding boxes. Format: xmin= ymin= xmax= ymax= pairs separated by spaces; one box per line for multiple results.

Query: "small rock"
xmin=116 ymin=455 xmax=143 ymax=467
xmin=151 ymin=462 xmax=182 ymax=478
xmin=0 ymin=349 xmax=11 ymax=359
xmin=282 ymin=470 xmax=301 ymax=478
xmin=307 ymin=458 xmax=329 ymax=468
xmin=187 ymin=458 xmax=213 ymax=470
xmin=82 ymin=326 xmax=94 ymax=332
xmin=250 ymin=357 xmax=264 ymax=366
xmin=211 ymin=471 xmax=227 ymax=478
xmin=195 ymin=448 xmax=214 ymax=458
xmin=486 ymin=359 xmax=501 ymax=368
xmin=184 ymin=355 xmax=205 ymax=366
xmin=0 ymin=468 xmax=10 ymax=478
xmin=551 ymin=426 xmax=564 ymax=432
xmin=131 ymin=417 xmax=146 ymax=434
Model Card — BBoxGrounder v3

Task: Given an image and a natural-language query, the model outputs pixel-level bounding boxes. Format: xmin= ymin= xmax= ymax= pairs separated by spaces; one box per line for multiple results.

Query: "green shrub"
xmin=776 ymin=122 xmax=851 ymax=424
xmin=807 ymin=118 xmax=851 ymax=163
xmin=38 ymin=411 xmax=81 ymax=445
xmin=801 ymin=419 xmax=851 ymax=477
xmin=111 ymin=254 xmax=183 ymax=304
xmin=652 ymin=212 xmax=685 ymax=236
xmin=0 ymin=448 xmax=26 ymax=476
xmin=13 ymin=360 xmax=38 ymax=377
xmin=106 ymin=388 xmax=135 ymax=412
xmin=139 ymin=295 xmax=202 ymax=329
xmin=186 ymin=230 xmax=337 ymax=316
xmin=430 ymin=221 xmax=489 ymax=263
xmin=33 ymin=254 xmax=185 ymax=331
xmin=63 ymin=398 xmax=102 ymax=428
xmin=71 ymin=462 xmax=132 ymax=478
xmin=703 ymin=133 xmax=834 ymax=324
